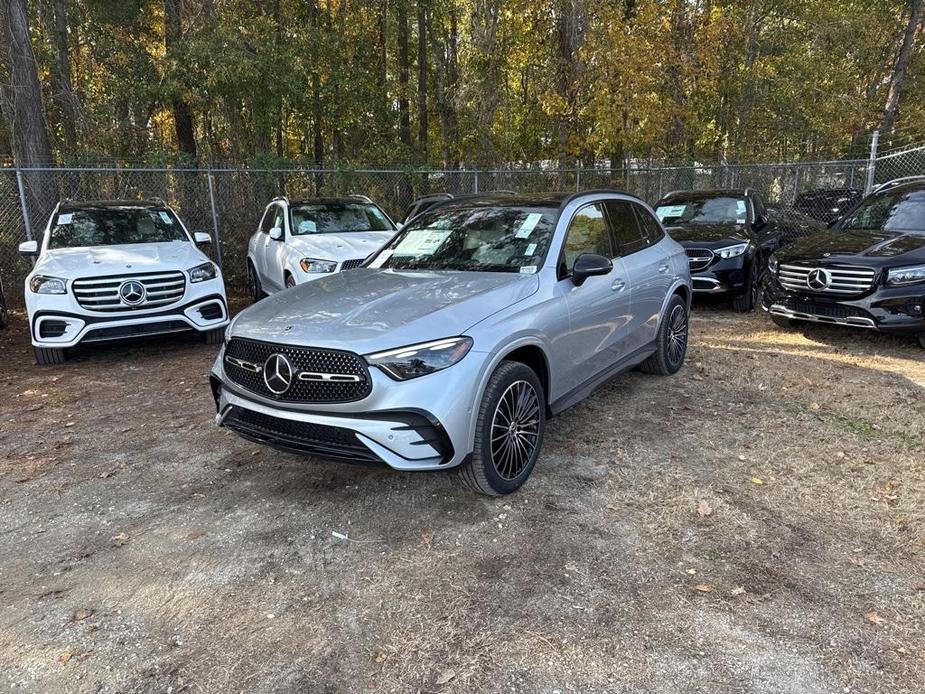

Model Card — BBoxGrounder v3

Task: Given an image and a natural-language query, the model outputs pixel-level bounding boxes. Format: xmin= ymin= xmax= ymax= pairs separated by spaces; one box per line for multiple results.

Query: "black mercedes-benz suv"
xmin=763 ymin=179 xmax=925 ymax=348
xmin=654 ymin=189 xmax=817 ymax=311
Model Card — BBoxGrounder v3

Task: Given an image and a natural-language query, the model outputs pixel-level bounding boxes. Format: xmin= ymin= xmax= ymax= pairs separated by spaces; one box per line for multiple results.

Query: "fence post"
xmin=865 ymin=130 xmax=879 ymax=194
xmin=206 ymin=170 xmax=223 ymax=268
xmin=575 ymin=165 xmax=581 ymax=192
xmin=15 ymin=169 xmax=33 ymax=242
xmin=473 ymin=170 xmax=479 ymax=194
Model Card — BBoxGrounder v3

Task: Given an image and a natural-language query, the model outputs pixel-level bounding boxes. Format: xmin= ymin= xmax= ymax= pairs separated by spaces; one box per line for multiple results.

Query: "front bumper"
xmin=762 ymin=280 xmax=925 ymax=335
xmin=26 ymin=280 xmax=229 ymax=348
xmin=689 ymin=255 xmax=749 ymax=294
xmin=210 ymin=347 xmax=487 ymax=470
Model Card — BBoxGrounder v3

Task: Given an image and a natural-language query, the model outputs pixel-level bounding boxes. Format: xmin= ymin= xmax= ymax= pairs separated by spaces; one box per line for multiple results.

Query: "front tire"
xmin=34 ymin=346 xmax=65 ymax=366
xmin=285 ymin=273 xmax=296 ymax=289
xmin=771 ymin=313 xmax=796 ymax=329
xmin=202 ymin=327 xmax=225 ymax=345
xmin=732 ymin=256 xmax=763 ymax=312
xmin=247 ymin=261 xmax=263 ymax=303
xmin=917 ymin=334 xmax=925 ymax=350
xmin=639 ymin=294 xmax=689 ymax=375
xmin=457 ymin=361 xmax=546 ymax=496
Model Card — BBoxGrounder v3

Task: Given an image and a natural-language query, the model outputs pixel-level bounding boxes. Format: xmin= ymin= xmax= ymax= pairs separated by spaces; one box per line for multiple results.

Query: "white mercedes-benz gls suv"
xmin=20 ymin=200 xmax=229 ymax=365
xmin=246 ymin=195 xmax=397 ymax=300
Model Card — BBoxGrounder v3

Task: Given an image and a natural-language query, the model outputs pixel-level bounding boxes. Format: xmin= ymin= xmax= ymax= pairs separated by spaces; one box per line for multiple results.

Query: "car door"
xmin=259 ymin=204 xmax=286 ymax=292
xmin=604 ymin=200 xmax=673 ymax=352
xmin=555 ymin=203 xmax=633 ymax=395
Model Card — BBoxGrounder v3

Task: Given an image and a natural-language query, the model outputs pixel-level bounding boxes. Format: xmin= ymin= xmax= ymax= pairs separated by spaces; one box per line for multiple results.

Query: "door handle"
xmin=611 ymin=278 xmax=626 ymax=292
xmin=657 ymin=264 xmax=670 ymax=273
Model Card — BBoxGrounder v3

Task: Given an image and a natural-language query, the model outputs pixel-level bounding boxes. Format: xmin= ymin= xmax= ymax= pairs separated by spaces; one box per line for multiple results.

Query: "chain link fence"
xmin=2 ymin=144 xmax=923 ymax=303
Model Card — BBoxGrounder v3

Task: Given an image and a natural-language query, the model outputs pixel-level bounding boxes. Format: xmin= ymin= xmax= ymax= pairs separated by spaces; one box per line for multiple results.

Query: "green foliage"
xmin=17 ymin=0 xmax=925 ymax=166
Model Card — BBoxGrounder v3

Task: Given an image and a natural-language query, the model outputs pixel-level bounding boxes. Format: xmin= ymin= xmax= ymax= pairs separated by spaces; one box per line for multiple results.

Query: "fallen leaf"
xmin=697 ymin=499 xmax=713 ymax=517
xmin=72 ymin=608 xmax=93 ymax=621
xmin=809 ymin=402 xmax=821 ymax=411
xmin=184 ymin=531 xmax=204 ymax=541
xmin=57 ymin=651 xmax=72 ymax=664
xmin=374 ymin=651 xmax=386 ymax=663
xmin=865 ymin=611 xmax=885 ymax=626
xmin=110 ymin=533 xmax=129 ymax=547
xmin=686 ymin=568 xmax=697 ymax=575
xmin=436 ymin=669 xmax=456 ymax=685
xmin=693 ymin=584 xmax=714 ymax=593
xmin=751 ymin=477 xmax=764 ymax=486
xmin=730 ymin=587 xmax=746 ymax=596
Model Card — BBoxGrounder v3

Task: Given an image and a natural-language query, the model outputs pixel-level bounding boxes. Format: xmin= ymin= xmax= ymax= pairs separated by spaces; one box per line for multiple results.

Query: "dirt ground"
xmin=0 ymin=298 xmax=923 ymax=694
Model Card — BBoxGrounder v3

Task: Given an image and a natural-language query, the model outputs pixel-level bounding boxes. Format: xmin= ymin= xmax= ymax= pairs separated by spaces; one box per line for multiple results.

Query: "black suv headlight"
xmin=189 ymin=262 xmax=217 ymax=283
xmin=886 ymin=264 xmax=925 ymax=286
xmin=767 ymin=254 xmax=779 ymax=273
xmin=366 ymin=337 xmax=473 ymax=381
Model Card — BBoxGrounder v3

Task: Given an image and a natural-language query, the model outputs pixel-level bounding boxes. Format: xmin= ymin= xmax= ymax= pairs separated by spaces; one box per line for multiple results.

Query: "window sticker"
xmin=392 ymin=228 xmax=453 ymax=256
xmin=515 ymin=212 xmax=543 ymax=239
xmin=655 ymin=205 xmax=685 ymax=221
xmin=519 ymin=265 xmax=537 ymax=274
xmin=57 ymin=213 xmax=73 ymax=225
xmin=299 ymin=220 xmax=317 ymax=234
xmin=525 ymin=242 xmax=537 ymax=256
xmin=736 ymin=200 xmax=747 ymax=223
xmin=159 ymin=211 xmax=174 ymax=224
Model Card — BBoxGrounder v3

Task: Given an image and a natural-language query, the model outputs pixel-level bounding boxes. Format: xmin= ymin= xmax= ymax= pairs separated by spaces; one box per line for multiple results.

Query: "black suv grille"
xmin=223 ymin=407 xmax=381 ymax=463
xmin=686 ymin=248 xmax=714 ymax=272
xmin=223 ymin=338 xmax=372 ymax=403
xmin=776 ymin=296 xmax=872 ymax=320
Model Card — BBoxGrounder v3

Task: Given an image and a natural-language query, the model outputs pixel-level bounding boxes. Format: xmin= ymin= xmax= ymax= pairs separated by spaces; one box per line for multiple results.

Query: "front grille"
xmin=339 ymin=258 xmax=366 ymax=271
xmin=73 ymin=271 xmax=186 ymax=312
xmin=778 ymin=263 xmax=876 ymax=295
xmin=686 ymin=248 xmax=714 ymax=272
xmin=223 ymin=338 xmax=372 ymax=403
xmin=775 ymin=296 xmax=872 ymax=321
xmin=223 ymin=406 xmax=381 ymax=464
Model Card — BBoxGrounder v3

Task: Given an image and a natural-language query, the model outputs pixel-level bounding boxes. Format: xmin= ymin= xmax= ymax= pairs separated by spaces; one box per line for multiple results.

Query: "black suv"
xmin=763 ymin=179 xmax=925 ymax=348
xmin=654 ymin=189 xmax=797 ymax=311
xmin=793 ymin=188 xmax=864 ymax=225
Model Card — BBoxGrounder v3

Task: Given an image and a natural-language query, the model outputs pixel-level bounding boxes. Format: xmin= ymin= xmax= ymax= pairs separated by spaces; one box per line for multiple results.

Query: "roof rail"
xmin=871 ymin=176 xmax=925 ymax=195
xmin=271 ymin=195 xmax=290 ymax=204
xmin=346 ymin=194 xmax=373 ymax=203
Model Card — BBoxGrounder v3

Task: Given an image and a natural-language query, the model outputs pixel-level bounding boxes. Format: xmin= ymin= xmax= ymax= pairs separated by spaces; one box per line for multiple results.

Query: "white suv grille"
xmin=778 ymin=263 xmax=876 ymax=295
xmin=73 ymin=271 xmax=187 ymax=312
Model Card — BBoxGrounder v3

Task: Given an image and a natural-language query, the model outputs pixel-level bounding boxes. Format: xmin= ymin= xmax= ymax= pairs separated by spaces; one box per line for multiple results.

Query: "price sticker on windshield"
xmin=515 ymin=213 xmax=543 ymax=239
xmin=393 ymin=228 xmax=452 ymax=256
xmin=158 ymin=211 xmax=174 ymax=224
xmin=656 ymin=205 xmax=685 ymax=221
xmin=57 ymin=213 xmax=73 ymax=225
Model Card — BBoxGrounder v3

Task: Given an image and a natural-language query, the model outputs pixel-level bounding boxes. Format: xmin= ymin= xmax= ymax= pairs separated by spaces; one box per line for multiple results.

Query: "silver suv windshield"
xmin=48 ymin=208 xmax=188 ymax=249
xmin=655 ymin=196 xmax=747 ymax=225
xmin=370 ymin=205 xmax=557 ymax=273
xmin=290 ymin=203 xmax=393 ymax=235
xmin=840 ymin=189 xmax=925 ymax=234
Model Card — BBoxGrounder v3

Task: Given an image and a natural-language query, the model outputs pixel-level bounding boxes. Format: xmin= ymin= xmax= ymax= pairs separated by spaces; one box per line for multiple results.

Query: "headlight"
xmin=768 ymin=254 xmax=779 ymax=273
xmin=366 ymin=337 xmax=473 ymax=381
xmin=715 ymin=243 xmax=749 ymax=259
xmin=886 ymin=264 xmax=925 ymax=286
xmin=189 ymin=262 xmax=217 ymax=283
xmin=29 ymin=275 xmax=67 ymax=294
xmin=300 ymin=258 xmax=337 ymax=273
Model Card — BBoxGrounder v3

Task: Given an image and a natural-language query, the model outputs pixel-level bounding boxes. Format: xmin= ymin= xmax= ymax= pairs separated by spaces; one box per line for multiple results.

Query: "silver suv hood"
xmin=230 ymin=268 xmax=539 ymax=354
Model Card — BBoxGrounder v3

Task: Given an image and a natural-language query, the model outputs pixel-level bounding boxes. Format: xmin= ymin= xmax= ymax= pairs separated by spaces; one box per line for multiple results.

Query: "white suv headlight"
xmin=886 ymin=264 xmax=925 ymax=286
xmin=29 ymin=275 xmax=67 ymax=294
xmin=715 ymin=243 xmax=749 ymax=259
xmin=366 ymin=337 xmax=473 ymax=380
xmin=189 ymin=262 xmax=217 ymax=283
xmin=300 ymin=258 xmax=337 ymax=273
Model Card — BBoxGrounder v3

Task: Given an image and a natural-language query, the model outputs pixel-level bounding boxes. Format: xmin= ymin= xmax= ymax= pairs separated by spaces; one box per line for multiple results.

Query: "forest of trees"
xmin=0 ymin=0 xmax=923 ymax=170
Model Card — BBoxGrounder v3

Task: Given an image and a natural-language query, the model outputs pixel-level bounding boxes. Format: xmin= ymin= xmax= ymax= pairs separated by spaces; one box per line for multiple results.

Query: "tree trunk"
xmin=417 ymin=1 xmax=428 ymax=163
xmin=164 ymin=0 xmax=198 ymax=159
xmin=879 ymin=0 xmax=923 ymax=137
xmin=397 ymin=0 xmax=412 ymax=150
xmin=0 ymin=0 xmax=56 ymax=224
xmin=43 ymin=0 xmax=78 ymax=152
xmin=378 ymin=0 xmax=389 ymax=139
xmin=553 ymin=0 xmax=586 ymax=171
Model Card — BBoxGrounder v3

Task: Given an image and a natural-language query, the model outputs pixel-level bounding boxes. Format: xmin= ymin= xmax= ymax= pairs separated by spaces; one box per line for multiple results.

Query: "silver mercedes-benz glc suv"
xmin=210 ymin=191 xmax=691 ymax=495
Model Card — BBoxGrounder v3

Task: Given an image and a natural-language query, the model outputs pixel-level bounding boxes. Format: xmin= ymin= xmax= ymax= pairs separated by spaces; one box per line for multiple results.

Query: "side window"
xmin=559 ymin=204 xmax=612 ymax=276
xmin=633 ymin=204 xmax=664 ymax=245
xmin=751 ymin=194 xmax=766 ymax=220
xmin=604 ymin=200 xmax=648 ymax=256
xmin=271 ymin=205 xmax=286 ymax=232
xmin=259 ymin=205 xmax=277 ymax=234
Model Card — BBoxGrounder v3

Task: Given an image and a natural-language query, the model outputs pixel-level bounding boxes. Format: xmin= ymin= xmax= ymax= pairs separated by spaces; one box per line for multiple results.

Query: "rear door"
xmin=555 ymin=203 xmax=633 ymax=394
xmin=605 ymin=200 xmax=673 ymax=352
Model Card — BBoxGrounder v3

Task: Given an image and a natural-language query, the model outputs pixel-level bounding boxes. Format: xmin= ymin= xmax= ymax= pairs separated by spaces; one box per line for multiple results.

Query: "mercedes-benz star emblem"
xmin=118 ymin=280 xmax=146 ymax=305
xmin=263 ymin=353 xmax=294 ymax=395
xmin=806 ymin=268 xmax=831 ymax=290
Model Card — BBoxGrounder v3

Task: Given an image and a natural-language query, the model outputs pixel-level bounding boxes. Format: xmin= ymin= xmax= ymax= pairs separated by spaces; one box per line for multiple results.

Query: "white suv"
xmin=246 ymin=195 xmax=396 ymax=300
xmin=19 ymin=200 xmax=229 ymax=365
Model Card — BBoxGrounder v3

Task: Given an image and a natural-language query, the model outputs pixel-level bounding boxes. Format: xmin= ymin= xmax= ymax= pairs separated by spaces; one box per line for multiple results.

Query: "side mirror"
xmin=571 ymin=253 xmax=613 ymax=287
xmin=752 ymin=214 xmax=768 ymax=230
xmin=193 ymin=231 xmax=211 ymax=245
xmin=269 ymin=227 xmax=283 ymax=241
xmin=19 ymin=240 xmax=38 ymax=256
